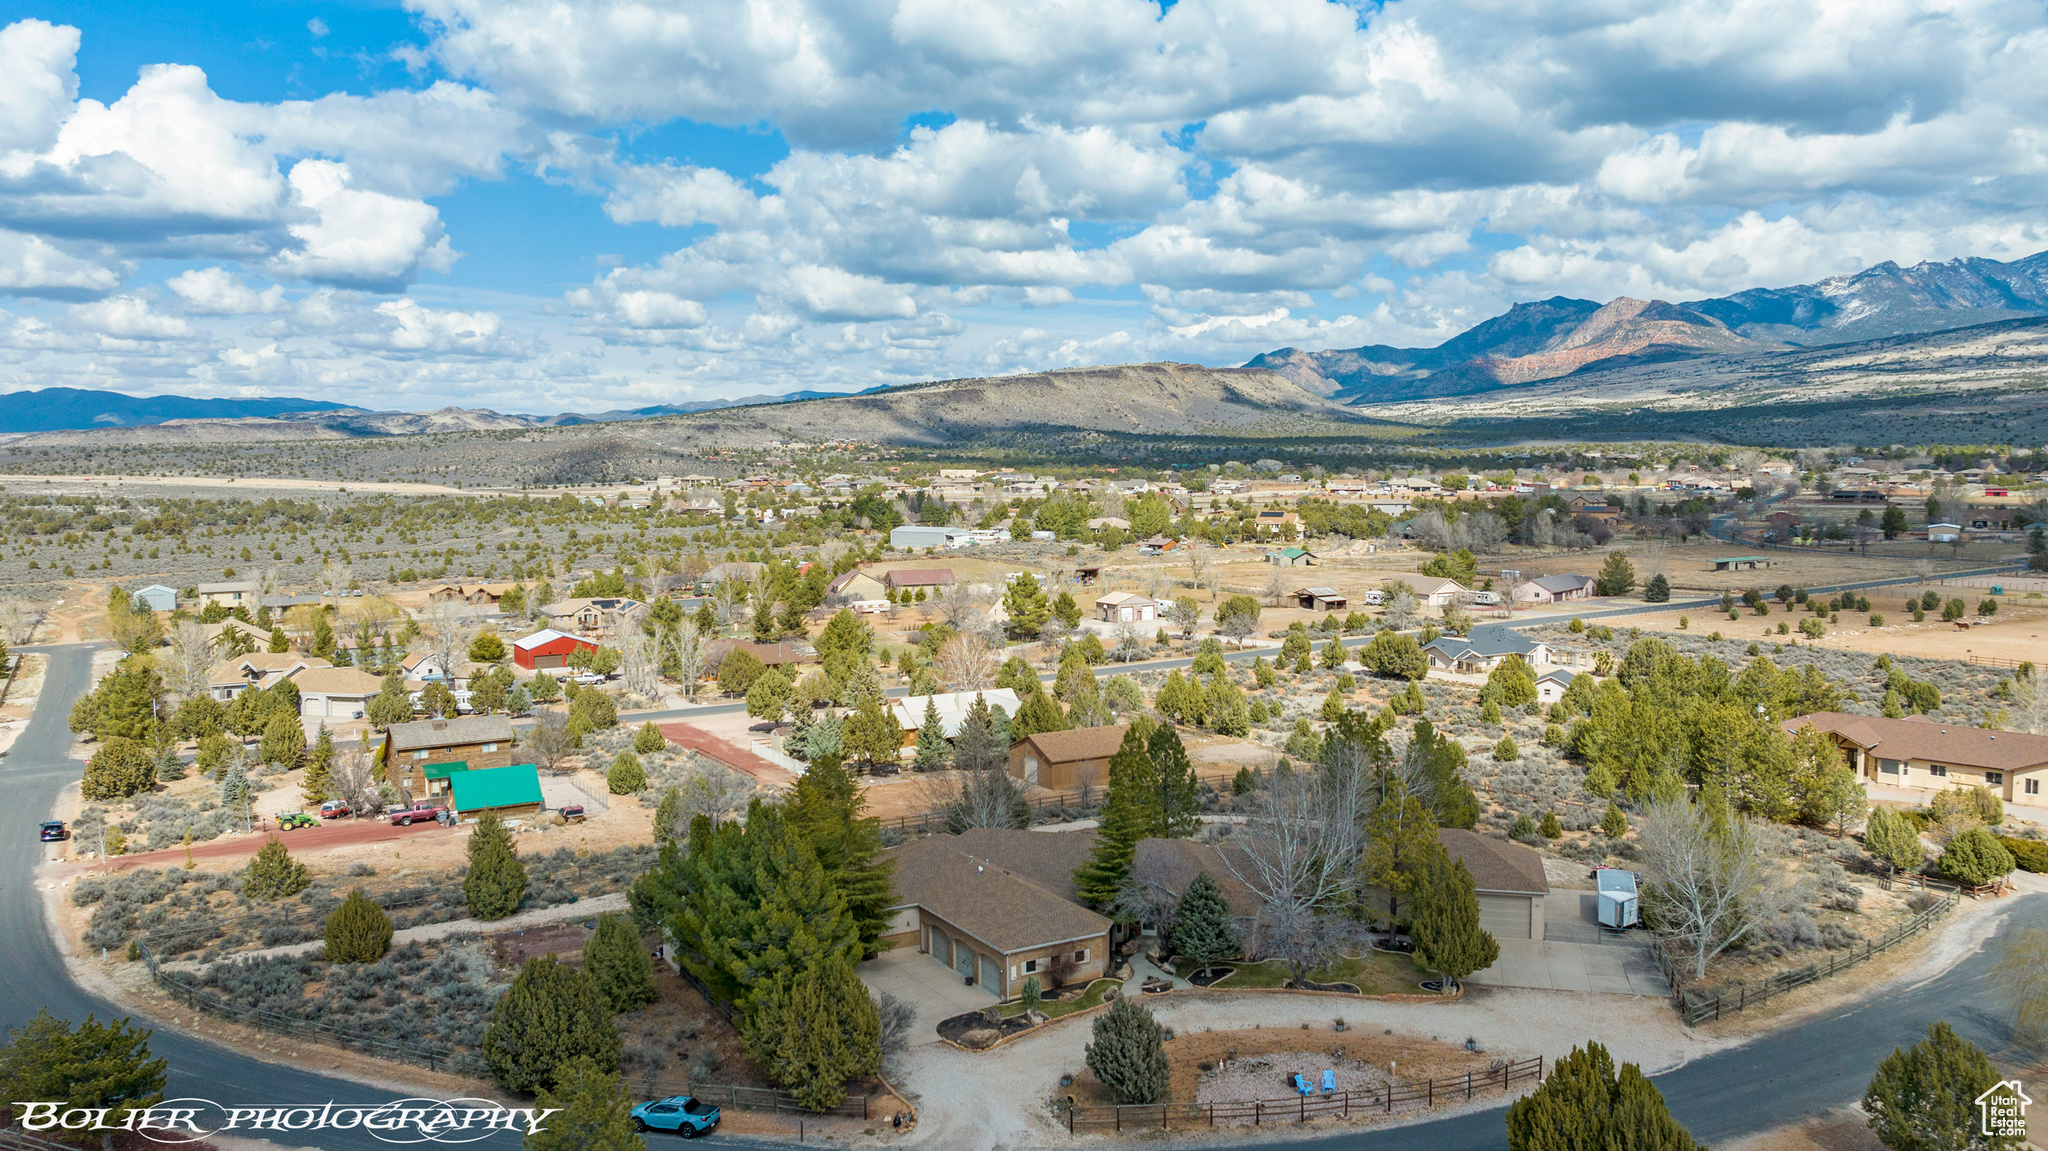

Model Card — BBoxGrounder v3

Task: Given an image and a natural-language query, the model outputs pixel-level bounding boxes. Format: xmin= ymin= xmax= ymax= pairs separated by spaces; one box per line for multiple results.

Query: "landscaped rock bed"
xmin=938 ymin=1007 xmax=1043 ymax=1050
xmin=1187 ymin=966 xmax=1234 ymax=987
xmin=1198 ymin=1054 xmax=1396 ymax=1119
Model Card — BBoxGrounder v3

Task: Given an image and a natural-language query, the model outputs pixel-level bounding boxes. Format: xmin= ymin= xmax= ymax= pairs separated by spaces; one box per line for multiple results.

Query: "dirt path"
xmin=155 ymin=892 xmax=630 ymax=973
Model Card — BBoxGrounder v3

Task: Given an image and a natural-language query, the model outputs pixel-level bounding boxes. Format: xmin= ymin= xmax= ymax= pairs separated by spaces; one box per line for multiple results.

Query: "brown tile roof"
xmin=948 ymin=828 xmax=1099 ymax=905
xmin=1132 ymin=839 xmax=1262 ymax=919
xmin=386 ymin=714 xmax=515 ymax=752
xmin=1018 ymin=723 xmax=1129 ymax=766
xmin=1437 ymin=828 xmax=1549 ymax=895
xmin=883 ymin=836 xmax=1110 ymax=954
xmin=1785 ymin=712 xmax=2048 ymax=773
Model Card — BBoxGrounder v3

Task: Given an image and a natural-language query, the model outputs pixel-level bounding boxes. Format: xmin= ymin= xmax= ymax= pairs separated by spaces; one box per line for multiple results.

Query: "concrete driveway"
xmin=859 ymin=947 xmax=996 ymax=1032
xmin=1466 ymin=891 xmax=1669 ymax=995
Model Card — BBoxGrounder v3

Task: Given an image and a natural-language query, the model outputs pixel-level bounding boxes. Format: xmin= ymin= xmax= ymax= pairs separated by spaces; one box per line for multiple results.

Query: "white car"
xmin=570 ymin=672 xmax=608 ymax=686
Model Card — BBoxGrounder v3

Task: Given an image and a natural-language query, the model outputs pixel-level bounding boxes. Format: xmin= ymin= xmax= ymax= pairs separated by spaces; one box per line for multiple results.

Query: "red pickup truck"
xmin=388 ymin=801 xmax=447 ymax=826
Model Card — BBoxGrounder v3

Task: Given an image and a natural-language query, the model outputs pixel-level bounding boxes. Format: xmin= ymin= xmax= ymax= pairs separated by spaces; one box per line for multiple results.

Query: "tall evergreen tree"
xmin=1505 ymin=1041 xmax=1698 ymax=1151
xmin=773 ymin=956 xmax=882 ymax=1112
xmin=1073 ymin=722 xmax=1161 ymax=907
xmin=788 ymin=754 xmax=894 ymax=957
xmin=0 ymin=1009 xmax=167 ymax=1136
xmin=1010 ymin=685 xmax=1069 ymax=738
xmin=367 ymin=670 xmax=413 ymax=727
xmin=526 ymin=1057 xmax=644 ymax=1151
xmin=1863 ymin=806 xmax=1925 ymax=875
xmin=1148 ymin=724 xmax=1201 ymax=837
xmin=483 ymin=957 xmax=622 ymax=1094
xmin=323 ymin=888 xmax=394 ymax=963
xmin=1169 ymin=871 xmax=1243 ymax=975
xmin=951 ymin=693 xmax=1006 ymax=773
xmin=242 ymin=836 xmax=310 ymax=899
xmin=582 ymin=913 xmax=657 ymax=1013
xmin=1409 ymin=850 xmax=1498 ymax=993
xmin=465 ymin=810 xmax=529 ymax=919
xmin=1863 ymin=1021 xmax=2022 ymax=1151
xmin=911 ymin=697 xmax=950 ymax=771
xmin=1363 ymin=774 xmax=1438 ymax=923
xmin=1085 ymin=997 xmax=1171 ymax=1104
xmin=301 ymin=723 xmax=335 ymax=804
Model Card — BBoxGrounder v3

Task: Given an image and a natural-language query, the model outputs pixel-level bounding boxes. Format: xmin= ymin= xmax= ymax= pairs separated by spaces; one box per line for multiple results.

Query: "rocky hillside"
xmin=1254 ymin=249 xmax=2048 ymax=404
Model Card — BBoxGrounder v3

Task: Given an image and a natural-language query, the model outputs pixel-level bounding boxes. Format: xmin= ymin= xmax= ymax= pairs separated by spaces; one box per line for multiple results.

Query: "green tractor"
xmin=276 ymin=811 xmax=318 ymax=831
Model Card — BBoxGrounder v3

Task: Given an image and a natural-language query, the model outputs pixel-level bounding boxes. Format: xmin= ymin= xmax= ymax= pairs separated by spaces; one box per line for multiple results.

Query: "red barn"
xmin=512 ymin=628 xmax=599 ymax=670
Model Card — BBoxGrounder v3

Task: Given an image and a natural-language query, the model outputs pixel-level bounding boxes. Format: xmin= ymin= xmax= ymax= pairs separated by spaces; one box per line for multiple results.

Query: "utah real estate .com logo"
xmin=1976 ymin=1079 xmax=2031 ymax=1141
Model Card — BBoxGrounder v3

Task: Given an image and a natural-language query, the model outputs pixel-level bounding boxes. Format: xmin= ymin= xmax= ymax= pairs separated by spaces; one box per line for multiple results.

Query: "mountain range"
xmin=1247 ymin=250 xmax=2048 ymax=403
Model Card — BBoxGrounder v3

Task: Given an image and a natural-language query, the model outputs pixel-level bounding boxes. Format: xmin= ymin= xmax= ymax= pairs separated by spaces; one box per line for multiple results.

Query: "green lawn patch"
xmin=998 ymin=977 xmax=1119 ymax=1020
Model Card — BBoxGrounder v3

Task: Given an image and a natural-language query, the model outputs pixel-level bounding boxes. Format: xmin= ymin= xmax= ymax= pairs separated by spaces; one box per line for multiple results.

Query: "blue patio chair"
xmin=1291 ymin=1073 xmax=1312 ymax=1096
xmin=1320 ymin=1069 xmax=1336 ymax=1094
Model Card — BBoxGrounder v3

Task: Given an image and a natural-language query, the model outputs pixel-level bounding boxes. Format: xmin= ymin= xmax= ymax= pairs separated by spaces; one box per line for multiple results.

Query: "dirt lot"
xmin=1608 ymin=592 xmax=2048 ymax=666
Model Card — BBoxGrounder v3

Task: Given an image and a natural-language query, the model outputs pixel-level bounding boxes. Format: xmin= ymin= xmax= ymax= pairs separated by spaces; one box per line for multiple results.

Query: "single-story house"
xmin=132 ymin=584 xmax=178 ymax=613
xmin=1266 ymin=547 xmax=1317 ymax=568
xmin=826 ymin=569 xmax=888 ymax=604
xmin=1405 ymin=578 xmax=1467 ymax=607
xmin=1129 ymin=838 xmax=1262 ymax=936
xmin=1436 ymin=828 xmax=1549 ymax=941
xmin=399 ymin=651 xmax=452 ymax=683
xmin=889 ymin=688 xmax=1024 ymax=751
xmin=1926 ymin=523 xmax=1964 ymax=543
xmin=544 ymin=597 xmax=645 ymax=637
xmin=879 ymin=832 xmax=1112 ymax=1002
xmin=384 ymin=715 xmax=516 ymax=797
xmin=1423 ymin=626 xmax=1550 ymax=674
xmin=449 ymin=762 xmax=545 ymax=820
xmin=512 ymin=628 xmax=600 ymax=670
xmin=207 ymin=654 xmax=332 ymax=701
xmin=197 ymin=581 xmax=258 ymax=607
xmin=293 ymin=667 xmax=386 ymax=721
xmin=1086 ymin=517 xmax=1132 ymax=533
xmin=1008 ymin=723 xmax=1128 ymax=790
xmin=1783 ymin=713 xmax=2048 ymax=803
xmin=1253 ymin=510 xmax=1299 ymax=534
xmin=1567 ymin=497 xmax=1619 ymax=520
xmin=1535 ymin=667 xmax=1577 ymax=705
xmin=1711 ymin=556 xmax=1766 ymax=571
xmin=947 ymin=827 xmax=1099 ymax=905
xmin=705 ymin=638 xmax=815 ymax=672
xmin=427 ymin=582 xmax=516 ymax=607
xmin=1512 ymin=574 xmax=1597 ymax=603
xmin=1294 ymin=586 xmax=1348 ymax=611
xmin=885 ymin=568 xmax=958 ymax=593
xmin=1094 ymin=591 xmax=1159 ymax=623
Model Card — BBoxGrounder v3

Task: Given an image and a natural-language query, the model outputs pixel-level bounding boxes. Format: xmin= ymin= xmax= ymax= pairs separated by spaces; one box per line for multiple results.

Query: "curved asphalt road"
xmin=10 ymin=627 xmax=2040 ymax=1149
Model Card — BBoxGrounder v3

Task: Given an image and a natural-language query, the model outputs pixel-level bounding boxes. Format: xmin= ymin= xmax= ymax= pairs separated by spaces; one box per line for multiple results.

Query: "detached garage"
xmin=513 ymin=627 xmax=599 ymax=670
xmin=1437 ymin=828 xmax=1549 ymax=941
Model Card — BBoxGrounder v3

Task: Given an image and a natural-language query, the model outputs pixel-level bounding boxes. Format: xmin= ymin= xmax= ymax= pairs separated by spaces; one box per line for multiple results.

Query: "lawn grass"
xmin=1209 ymin=950 xmax=1422 ymax=995
xmin=997 ymin=977 xmax=1119 ymax=1020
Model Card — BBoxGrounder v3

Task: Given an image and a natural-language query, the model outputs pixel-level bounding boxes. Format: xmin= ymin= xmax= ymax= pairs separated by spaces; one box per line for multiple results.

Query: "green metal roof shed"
xmin=449 ymin=763 xmax=544 ymax=815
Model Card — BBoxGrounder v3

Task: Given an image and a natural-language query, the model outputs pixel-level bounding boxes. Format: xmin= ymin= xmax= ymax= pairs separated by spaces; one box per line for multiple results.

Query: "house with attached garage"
xmin=1512 ymin=573 xmax=1598 ymax=603
xmin=1782 ymin=713 xmax=2048 ymax=804
xmin=383 ymin=714 xmax=516 ymax=798
xmin=879 ymin=830 xmax=1111 ymax=1002
xmin=207 ymin=654 xmax=331 ymax=701
xmin=889 ymin=689 xmax=1024 ymax=753
xmin=1093 ymin=591 xmax=1159 ymax=623
xmin=292 ymin=667 xmax=385 ymax=722
xmin=1423 ymin=625 xmax=1551 ymax=674
xmin=826 ymin=569 xmax=888 ymax=604
xmin=1403 ymin=577 xmax=1467 ymax=608
xmin=1435 ymin=828 xmax=1549 ymax=941
xmin=197 ymin=581 xmax=258 ymax=608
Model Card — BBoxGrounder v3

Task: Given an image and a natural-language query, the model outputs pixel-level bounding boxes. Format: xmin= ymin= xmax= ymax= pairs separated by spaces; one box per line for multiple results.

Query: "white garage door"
xmin=1477 ymin=894 xmax=1533 ymax=940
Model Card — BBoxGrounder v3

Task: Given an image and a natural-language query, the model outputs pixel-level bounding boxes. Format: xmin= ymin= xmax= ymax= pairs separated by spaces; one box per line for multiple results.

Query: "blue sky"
xmin=1 ymin=0 xmax=2046 ymax=413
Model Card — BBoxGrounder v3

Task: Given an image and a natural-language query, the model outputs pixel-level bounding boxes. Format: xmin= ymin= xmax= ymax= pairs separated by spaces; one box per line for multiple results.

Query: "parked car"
xmin=276 ymin=811 xmax=318 ymax=830
xmin=630 ymin=1096 xmax=720 ymax=1138
xmin=388 ymin=801 xmax=447 ymax=826
xmin=39 ymin=820 xmax=68 ymax=842
xmin=319 ymin=800 xmax=353 ymax=819
xmin=569 ymin=671 xmax=607 ymax=686
xmin=560 ymin=805 xmax=586 ymax=823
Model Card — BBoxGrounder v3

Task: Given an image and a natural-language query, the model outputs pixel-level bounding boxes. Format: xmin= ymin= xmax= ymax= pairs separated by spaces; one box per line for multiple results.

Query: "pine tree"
xmin=1539 ymin=810 xmax=1563 ymax=839
xmin=0 ymin=1008 xmax=167 ymax=1134
xmin=1073 ymin=724 xmax=1161 ymax=907
xmin=525 ymin=1057 xmax=645 ymax=1151
xmin=1506 ymin=1041 xmax=1698 ymax=1151
xmin=633 ymin=721 xmax=667 ymax=755
xmin=1481 ymin=655 xmax=1538 ymax=708
xmin=483 ymin=956 xmax=623 ymax=1094
xmin=1863 ymin=806 xmax=1925 ymax=874
xmin=242 ymin=836 xmax=310 ymax=899
xmin=582 ymin=913 xmax=657 ymax=1013
xmin=268 ymin=626 xmax=290 ymax=653
xmin=652 ymin=786 xmax=683 ymax=847
xmin=1010 ymin=686 xmax=1068 ymax=738
xmin=1864 ymin=1021 xmax=2022 ymax=1151
xmin=367 ymin=670 xmax=413 ymax=727
xmin=81 ymin=736 xmax=157 ymax=800
xmin=323 ymin=888 xmax=394 ymax=963
xmin=912 ymin=697 xmax=950 ymax=771
xmin=841 ymin=693 xmax=904 ymax=767
xmin=1363 ymin=775 xmax=1438 ymax=923
xmin=1600 ymin=804 xmax=1629 ymax=838
xmin=302 ymin=723 xmax=335 ymax=804
xmin=1938 ymin=829 xmax=2015 ymax=886
xmin=465 ymin=810 xmax=529 ymax=919
xmin=1409 ymin=851 xmax=1498 ymax=993
xmin=1594 ymin=552 xmax=1637 ymax=597
xmin=1085 ymin=996 xmax=1170 ymax=1104
xmin=774 ymin=956 xmax=882 ymax=1112
xmin=951 ymin=693 xmax=1006 ymax=773
xmin=1148 ymin=724 xmax=1201 ymax=837
xmin=1644 ymin=573 xmax=1671 ymax=603
xmin=260 ymin=710 xmax=306 ymax=769
xmin=788 ymin=754 xmax=893 ymax=957
xmin=606 ymin=749 xmax=646 ymax=795
xmin=1168 ymin=871 xmax=1242 ymax=975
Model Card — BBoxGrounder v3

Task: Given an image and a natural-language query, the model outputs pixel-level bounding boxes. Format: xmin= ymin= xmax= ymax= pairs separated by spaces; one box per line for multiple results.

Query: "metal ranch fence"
xmin=1063 ymin=1056 xmax=1544 ymax=1132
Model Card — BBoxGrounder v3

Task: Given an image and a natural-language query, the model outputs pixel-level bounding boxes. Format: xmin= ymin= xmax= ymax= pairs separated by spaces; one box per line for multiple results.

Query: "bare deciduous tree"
xmin=1383 ymin=591 xmax=1420 ymax=630
xmin=1224 ymin=765 xmax=1369 ymax=987
xmin=2011 ymin=676 xmax=2047 ymax=736
xmin=1994 ymin=928 xmax=2048 ymax=1052
xmin=672 ymin=758 xmax=753 ymax=825
xmin=669 ymin=618 xmax=706 ymax=700
xmin=1635 ymin=798 xmax=1793 ymax=983
xmin=936 ymin=583 xmax=994 ymax=632
xmin=420 ymin=601 xmax=481 ymax=678
xmin=1263 ymin=566 xmax=1289 ymax=607
xmin=526 ymin=710 xmax=574 ymax=772
xmin=1185 ymin=540 xmax=1207 ymax=591
xmin=618 ymin=626 xmax=661 ymax=699
xmin=0 ymin=599 xmax=42 ymax=646
xmin=329 ymin=743 xmax=382 ymax=814
xmin=935 ymin=631 xmax=1000 ymax=692
xmin=319 ymin=561 xmax=353 ymax=607
xmin=710 ymin=578 xmax=748 ymax=629
xmin=163 ymin=620 xmax=216 ymax=699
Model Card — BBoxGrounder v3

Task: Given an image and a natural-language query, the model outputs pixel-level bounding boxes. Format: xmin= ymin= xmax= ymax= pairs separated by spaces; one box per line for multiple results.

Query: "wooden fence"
xmin=1659 ymin=883 xmax=1960 ymax=1026
xmin=1063 ymin=1056 xmax=1544 ymax=1132
xmin=878 ymin=786 xmax=1097 ymax=836
xmin=0 ymin=1128 xmax=72 ymax=1151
